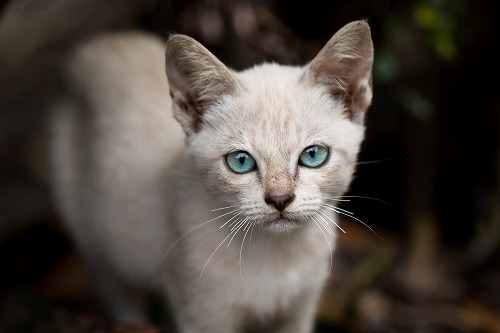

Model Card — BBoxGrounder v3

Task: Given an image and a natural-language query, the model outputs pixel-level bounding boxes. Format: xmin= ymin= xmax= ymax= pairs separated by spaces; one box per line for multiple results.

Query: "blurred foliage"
xmin=372 ymin=0 xmax=469 ymax=121
xmin=373 ymin=49 xmax=400 ymax=83
xmin=414 ymin=0 xmax=467 ymax=62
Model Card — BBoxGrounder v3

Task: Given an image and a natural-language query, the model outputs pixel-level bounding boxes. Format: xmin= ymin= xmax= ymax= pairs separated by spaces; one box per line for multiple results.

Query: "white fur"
xmin=50 ymin=21 xmax=373 ymax=333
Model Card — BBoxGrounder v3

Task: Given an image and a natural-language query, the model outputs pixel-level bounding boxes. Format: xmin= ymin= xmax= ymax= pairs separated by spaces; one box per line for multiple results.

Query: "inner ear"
xmin=165 ymin=34 xmax=238 ymax=135
xmin=306 ymin=20 xmax=374 ymax=123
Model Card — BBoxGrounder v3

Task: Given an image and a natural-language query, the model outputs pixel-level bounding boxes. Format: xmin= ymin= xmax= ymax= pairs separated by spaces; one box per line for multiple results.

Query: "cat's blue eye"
xmin=299 ymin=145 xmax=329 ymax=168
xmin=225 ymin=151 xmax=257 ymax=174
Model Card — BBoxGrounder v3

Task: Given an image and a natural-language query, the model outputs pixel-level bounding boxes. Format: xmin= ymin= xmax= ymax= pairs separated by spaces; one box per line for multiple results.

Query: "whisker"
xmin=333 ymin=206 xmax=354 ymax=216
xmin=326 ymin=195 xmax=390 ymax=205
xmin=199 ymin=221 xmax=242 ymax=282
xmin=293 ymin=231 xmax=302 ymax=250
xmin=211 ymin=205 xmax=237 ymax=212
xmin=239 ymin=221 xmax=252 ymax=285
xmin=248 ymin=223 xmax=256 ymax=250
xmin=324 ymin=198 xmax=351 ymax=202
xmin=312 ymin=213 xmax=334 ymax=235
xmin=230 ymin=216 xmax=247 ymax=232
xmin=163 ymin=209 xmax=240 ymax=261
xmin=322 ymin=205 xmax=384 ymax=240
xmin=220 ymin=211 xmax=243 ymax=229
xmin=323 ymin=203 xmax=354 ymax=216
xmin=356 ymin=157 xmax=399 ymax=165
xmin=228 ymin=216 xmax=249 ymax=246
xmin=228 ymin=218 xmax=241 ymax=230
xmin=243 ymin=219 xmax=252 ymax=231
xmin=311 ymin=216 xmax=333 ymax=275
xmin=319 ymin=210 xmax=346 ymax=234
xmin=316 ymin=212 xmax=335 ymax=235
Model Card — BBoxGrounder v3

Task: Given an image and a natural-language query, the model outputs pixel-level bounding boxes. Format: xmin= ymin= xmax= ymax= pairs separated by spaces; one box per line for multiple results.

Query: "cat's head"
xmin=165 ymin=20 xmax=373 ymax=233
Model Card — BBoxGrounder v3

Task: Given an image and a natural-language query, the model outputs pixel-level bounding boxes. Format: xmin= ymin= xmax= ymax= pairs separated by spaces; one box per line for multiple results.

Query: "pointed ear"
xmin=165 ymin=34 xmax=238 ymax=135
xmin=306 ymin=20 xmax=374 ymax=123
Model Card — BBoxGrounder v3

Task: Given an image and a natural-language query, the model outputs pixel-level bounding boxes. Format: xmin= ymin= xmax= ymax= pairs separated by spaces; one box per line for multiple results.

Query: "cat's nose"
xmin=265 ymin=194 xmax=295 ymax=212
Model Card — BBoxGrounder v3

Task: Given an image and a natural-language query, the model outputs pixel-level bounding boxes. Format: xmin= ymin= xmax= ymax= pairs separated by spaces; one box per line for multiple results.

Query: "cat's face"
xmin=188 ymin=65 xmax=365 ymax=233
xmin=166 ymin=21 xmax=373 ymax=233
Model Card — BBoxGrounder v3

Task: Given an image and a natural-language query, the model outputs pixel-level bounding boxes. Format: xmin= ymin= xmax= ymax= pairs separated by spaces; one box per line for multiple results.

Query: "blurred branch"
xmin=463 ymin=104 xmax=500 ymax=273
xmin=228 ymin=1 xmax=319 ymax=64
xmin=317 ymin=247 xmax=395 ymax=325
xmin=0 ymin=0 xmax=161 ymax=102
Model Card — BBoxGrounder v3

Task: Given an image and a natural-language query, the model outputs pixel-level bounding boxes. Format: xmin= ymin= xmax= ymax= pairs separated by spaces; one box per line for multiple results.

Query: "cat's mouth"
xmin=263 ymin=214 xmax=302 ymax=232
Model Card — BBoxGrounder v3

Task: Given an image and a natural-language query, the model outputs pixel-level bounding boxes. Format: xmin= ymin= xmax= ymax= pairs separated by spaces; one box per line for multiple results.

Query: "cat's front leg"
xmin=174 ymin=298 xmax=238 ymax=333
xmin=269 ymin=290 xmax=322 ymax=333
xmin=86 ymin=256 xmax=150 ymax=325
xmin=175 ymin=315 xmax=238 ymax=333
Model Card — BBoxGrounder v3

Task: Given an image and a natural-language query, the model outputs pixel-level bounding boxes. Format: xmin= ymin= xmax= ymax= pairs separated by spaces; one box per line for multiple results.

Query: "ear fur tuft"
xmin=165 ymin=34 xmax=237 ymax=135
xmin=307 ymin=20 xmax=374 ymax=123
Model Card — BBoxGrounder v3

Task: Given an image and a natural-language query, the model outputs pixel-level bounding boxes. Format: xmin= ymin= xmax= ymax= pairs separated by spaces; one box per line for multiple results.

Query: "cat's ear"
xmin=306 ymin=20 xmax=374 ymax=123
xmin=165 ymin=34 xmax=238 ymax=135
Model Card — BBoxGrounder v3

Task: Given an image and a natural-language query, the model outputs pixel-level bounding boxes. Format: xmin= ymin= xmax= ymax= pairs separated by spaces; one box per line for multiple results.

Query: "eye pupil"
xmin=299 ymin=145 xmax=329 ymax=168
xmin=225 ymin=151 xmax=256 ymax=174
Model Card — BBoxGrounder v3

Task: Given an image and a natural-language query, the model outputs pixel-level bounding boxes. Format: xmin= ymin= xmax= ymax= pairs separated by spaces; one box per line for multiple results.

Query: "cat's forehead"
xmin=232 ymin=63 xmax=344 ymax=139
xmin=203 ymin=64 xmax=347 ymax=162
xmin=235 ymin=63 xmax=306 ymax=97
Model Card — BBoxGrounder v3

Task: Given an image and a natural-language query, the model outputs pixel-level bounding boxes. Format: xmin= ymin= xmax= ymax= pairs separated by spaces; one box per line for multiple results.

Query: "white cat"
xmin=49 ymin=20 xmax=373 ymax=333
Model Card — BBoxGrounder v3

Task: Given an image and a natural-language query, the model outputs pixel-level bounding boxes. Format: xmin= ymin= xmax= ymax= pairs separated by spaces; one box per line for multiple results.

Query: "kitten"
xmin=49 ymin=20 xmax=373 ymax=333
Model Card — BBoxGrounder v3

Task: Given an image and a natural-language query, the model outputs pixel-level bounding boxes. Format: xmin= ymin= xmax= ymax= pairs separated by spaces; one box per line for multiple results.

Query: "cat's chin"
xmin=262 ymin=215 xmax=302 ymax=234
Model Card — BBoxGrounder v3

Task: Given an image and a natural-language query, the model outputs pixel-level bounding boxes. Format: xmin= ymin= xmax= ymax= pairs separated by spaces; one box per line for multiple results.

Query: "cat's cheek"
xmin=325 ymin=165 xmax=355 ymax=196
xmin=300 ymin=162 xmax=348 ymax=198
xmin=203 ymin=167 xmax=259 ymax=205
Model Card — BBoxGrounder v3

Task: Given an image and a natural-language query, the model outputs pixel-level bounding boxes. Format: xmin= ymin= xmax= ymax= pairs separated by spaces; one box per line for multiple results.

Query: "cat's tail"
xmin=48 ymin=97 xmax=82 ymax=233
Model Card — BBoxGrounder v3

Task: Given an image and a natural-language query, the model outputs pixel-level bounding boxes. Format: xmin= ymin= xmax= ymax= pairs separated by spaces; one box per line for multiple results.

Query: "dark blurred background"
xmin=0 ymin=0 xmax=498 ymax=332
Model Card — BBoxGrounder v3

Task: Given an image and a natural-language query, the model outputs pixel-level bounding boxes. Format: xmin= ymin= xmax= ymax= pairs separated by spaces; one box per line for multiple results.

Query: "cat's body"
xmin=50 ymin=21 xmax=373 ymax=333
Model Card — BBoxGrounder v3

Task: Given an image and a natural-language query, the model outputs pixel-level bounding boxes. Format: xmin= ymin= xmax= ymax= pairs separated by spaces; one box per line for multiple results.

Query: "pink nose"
xmin=264 ymin=194 xmax=295 ymax=212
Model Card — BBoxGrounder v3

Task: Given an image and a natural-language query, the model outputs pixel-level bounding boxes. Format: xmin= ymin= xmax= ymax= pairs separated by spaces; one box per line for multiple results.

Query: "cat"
xmin=49 ymin=20 xmax=373 ymax=333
